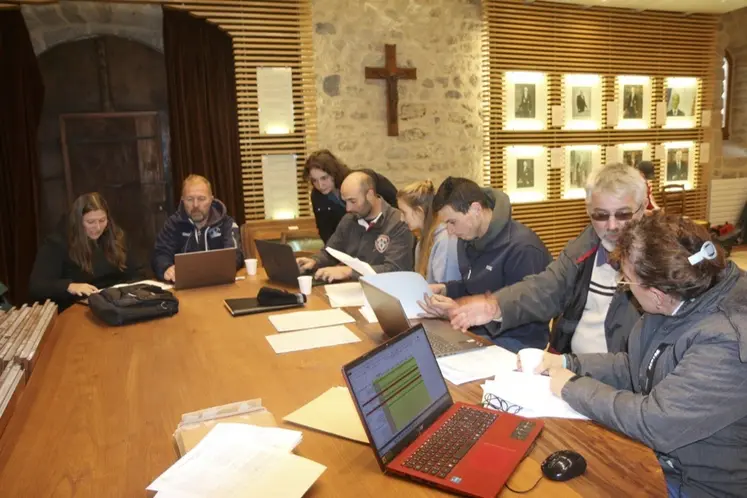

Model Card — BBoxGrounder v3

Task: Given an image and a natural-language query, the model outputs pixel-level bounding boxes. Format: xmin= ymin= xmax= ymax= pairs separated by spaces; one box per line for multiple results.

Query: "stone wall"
xmin=712 ymin=6 xmax=747 ymax=179
xmin=21 ymin=2 xmax=162 ymax=55
xmin=311 ymin=0 xmax=483 ymax=188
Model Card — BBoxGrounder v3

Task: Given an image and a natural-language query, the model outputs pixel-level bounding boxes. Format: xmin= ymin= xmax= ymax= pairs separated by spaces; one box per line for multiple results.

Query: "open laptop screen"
xmin=344 ymin=325 xmax=452 ymax=466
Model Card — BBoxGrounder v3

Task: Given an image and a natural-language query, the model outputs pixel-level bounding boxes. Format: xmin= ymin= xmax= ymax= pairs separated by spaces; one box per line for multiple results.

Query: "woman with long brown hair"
xmin=29 ymin=192 xmax=141 ymax=311
xmin=397 ymin=180 xmax=459 ymax=283
xmin=527 ymin=213 xmax=747 ymax=497
xmin=303 ymin=149 xmax=399 ymax=243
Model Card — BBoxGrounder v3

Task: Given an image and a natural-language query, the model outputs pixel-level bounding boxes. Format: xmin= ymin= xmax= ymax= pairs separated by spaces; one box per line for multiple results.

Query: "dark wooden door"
xmin=60 ymin=112 xmax=168 ymax=272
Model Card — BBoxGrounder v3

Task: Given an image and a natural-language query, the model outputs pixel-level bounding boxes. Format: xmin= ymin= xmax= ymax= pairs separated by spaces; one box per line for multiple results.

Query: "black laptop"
xmin=254 ymin=240 xmax=326 ymax=288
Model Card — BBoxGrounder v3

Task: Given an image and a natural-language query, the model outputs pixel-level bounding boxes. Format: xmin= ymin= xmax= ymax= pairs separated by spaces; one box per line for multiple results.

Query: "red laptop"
xmin=342 ymin=323 xmax=544 ymax=497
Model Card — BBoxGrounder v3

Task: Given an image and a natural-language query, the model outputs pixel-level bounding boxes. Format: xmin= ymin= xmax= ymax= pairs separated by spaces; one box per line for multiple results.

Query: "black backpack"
xmin=88 ymin=284 xmax=179 ymax=326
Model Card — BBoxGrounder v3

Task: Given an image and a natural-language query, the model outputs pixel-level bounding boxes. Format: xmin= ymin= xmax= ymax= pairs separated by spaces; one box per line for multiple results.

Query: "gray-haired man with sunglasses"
xmin=440 ymin=163 xmax=646 ymax=355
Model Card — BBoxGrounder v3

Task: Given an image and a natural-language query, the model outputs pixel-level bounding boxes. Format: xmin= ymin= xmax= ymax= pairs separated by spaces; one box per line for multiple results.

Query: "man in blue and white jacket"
xmin=152 ymin=175 xmax=243 ymax=282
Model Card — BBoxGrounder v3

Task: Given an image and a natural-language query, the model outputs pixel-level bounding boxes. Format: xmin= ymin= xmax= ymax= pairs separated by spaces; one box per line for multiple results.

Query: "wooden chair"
xmin=240 ymin=218 xmax=321 ymax=265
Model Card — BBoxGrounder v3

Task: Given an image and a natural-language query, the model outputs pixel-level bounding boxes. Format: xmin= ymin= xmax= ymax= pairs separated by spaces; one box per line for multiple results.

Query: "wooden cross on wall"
xmin=365 ymin=44 xmax=417 ymax=136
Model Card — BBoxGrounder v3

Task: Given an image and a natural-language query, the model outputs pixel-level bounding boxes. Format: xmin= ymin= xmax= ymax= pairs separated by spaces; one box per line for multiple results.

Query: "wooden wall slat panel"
xmin=483 ymin=0 xmax=717 ymax=255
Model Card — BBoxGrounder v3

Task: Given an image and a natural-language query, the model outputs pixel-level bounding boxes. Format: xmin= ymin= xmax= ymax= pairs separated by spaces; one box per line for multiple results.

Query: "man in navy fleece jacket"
xmin=421 ymin=177 xmax=551 ymax=353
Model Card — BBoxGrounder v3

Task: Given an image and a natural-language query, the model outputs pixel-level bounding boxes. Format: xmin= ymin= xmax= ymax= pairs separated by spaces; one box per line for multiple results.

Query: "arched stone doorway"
xmin=37 ymin=35 xmax=171 ymax=275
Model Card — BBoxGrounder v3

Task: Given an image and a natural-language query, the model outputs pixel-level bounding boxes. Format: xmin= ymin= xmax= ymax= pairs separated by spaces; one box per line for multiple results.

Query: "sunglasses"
xmin=589 ymin=205 xmax=643 ymax=222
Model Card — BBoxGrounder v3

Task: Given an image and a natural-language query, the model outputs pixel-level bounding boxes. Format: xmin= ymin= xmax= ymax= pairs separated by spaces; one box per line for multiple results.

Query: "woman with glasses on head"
xmin=29 ymin=192 xmax=142 ymax=312
xmin=530 ymin=213 xmax=747 ymax=498
xmin=397 ymin=180 xmax=460 ymax=284
xmin=303 ymin=150 xmax=399 ymax=244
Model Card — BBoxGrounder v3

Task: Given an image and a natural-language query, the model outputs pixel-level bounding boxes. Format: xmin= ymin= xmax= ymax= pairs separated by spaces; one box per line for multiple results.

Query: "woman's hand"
xmin=67 ymin=283 xmax=99 ymax=296
xmin=516 ymin=352 xmax=564 ymax=375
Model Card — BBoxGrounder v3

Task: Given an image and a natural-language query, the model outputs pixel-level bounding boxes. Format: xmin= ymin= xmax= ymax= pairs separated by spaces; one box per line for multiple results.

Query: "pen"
xmin=235 ymin=276 xmax=246 ymax=281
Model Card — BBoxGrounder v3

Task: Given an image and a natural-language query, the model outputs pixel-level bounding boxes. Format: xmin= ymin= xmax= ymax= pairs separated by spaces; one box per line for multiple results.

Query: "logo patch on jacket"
xmin=208 ymin=227 xmax=222 ymax=239
xmin=375 ymin=234 xmax=390 ymax=253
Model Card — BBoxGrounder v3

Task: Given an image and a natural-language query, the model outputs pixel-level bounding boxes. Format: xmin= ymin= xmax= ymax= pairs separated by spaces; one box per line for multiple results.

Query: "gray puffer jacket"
xmin=563 ymin=262 xmax=747 ymax=497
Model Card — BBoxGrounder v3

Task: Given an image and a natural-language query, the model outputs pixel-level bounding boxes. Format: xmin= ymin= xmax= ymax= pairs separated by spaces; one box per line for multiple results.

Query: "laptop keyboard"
xmin=402 ymin=406 xmax=498 ymax=478
xmin=425 ymin=332 xmax=461 ymax=358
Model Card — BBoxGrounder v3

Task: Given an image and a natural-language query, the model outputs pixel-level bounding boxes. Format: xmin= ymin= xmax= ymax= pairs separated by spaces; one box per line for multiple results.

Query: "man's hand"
xmin=164 ymin=265 xmax=176 ymax=282
xmin=548 ymin=367 xmax=577 ymax=397
xmin=429 ymin=283 xmax=447 ymax=296
xmin=67 ymin=283 xmax=99 ymax=296
xmin=297 ymin=257 xmax=317 ymax=272
xmin=315 ymin=265 xmax=353 ymax=283
xmin=517 ymin=352 xmax=564 ymax=375
xmin=418 ymin=293 xmax=458 ymax=319
xmin=449 ymin=293 xmax=501 ymax=332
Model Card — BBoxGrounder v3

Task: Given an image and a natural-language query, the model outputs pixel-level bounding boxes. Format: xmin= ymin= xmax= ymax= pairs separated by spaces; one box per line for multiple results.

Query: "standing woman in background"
xmin=397 ymin=181 xmax=460 ymax=284
xmin=303 ymin=149 xmax=399 ymax=244
xmin=29 ymin=192 xmax=142 ymax=311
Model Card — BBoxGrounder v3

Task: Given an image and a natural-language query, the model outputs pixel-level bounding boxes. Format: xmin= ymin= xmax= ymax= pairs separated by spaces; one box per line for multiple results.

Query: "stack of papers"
xmin=325 ymin=282 xmax=367 ymax=308
xmin=482 ymin=371 xmax=588 ymax=420
xmin=265 ymin=325 xmax=361 ymax=354
xmin=268 ymin=309 xmax=355 ymax=332
xmin=283 ymin=386 xmax=369 ymax=444
xmin=436 ymin=346 xmax=517 ymax=385
xmin=326 ymin=247 xmax=376 ymax=276
xmin=148 ymin=423 xmax=325 ymax=498
xmin=361 ymin=272 xmax=432 ymax=319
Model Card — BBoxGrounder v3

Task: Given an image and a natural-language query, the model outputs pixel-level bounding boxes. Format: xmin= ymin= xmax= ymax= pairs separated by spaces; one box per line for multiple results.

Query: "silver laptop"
xmin=174 ymin=247 xmax=237 ymax=290
xmin=360 ymin=280 xmax=484 ymax=358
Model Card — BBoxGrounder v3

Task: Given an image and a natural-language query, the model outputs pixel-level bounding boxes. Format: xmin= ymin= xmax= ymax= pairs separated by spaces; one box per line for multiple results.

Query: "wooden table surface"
xmin=0 ymin=273 xmax=664 ymax=497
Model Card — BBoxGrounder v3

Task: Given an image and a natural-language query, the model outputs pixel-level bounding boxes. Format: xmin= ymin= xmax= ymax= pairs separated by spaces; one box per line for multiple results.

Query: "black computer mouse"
xmin=541 ymin=450 xmax=587 ymax=482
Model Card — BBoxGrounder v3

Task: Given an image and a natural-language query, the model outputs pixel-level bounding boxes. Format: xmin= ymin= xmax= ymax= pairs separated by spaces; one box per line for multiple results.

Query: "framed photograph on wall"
xmin=661 ymin=141 xmax=695 ymax=190
xmin=564 ymin=74 xmax=602 ymax=130
xmin=505 ymin=72 xmax=547 ymax=131
xmin=504 ymin=146 xmax=547 ymax=203
xmin=563 ymin=145 xmax=601 ymax=199
xmin=664 ymin=77 xmax=698 ymax=129
xmin=616 ymin=76 xmax=651 ymax=129
xmin=618 ymin=143 xmax=651 ymax=169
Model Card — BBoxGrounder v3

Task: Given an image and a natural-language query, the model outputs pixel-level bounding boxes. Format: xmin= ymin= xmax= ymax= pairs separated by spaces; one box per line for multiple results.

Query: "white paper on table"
xmin=268 ymin=308 xmax=355 ymax=332
xmin=325 ymin=247 xmax=376 ymax=277
xmin=482 ymin=372 xmax=588 ymax=420
xmin=147 ymin=423 xmax=326 ymax=498
xmin=655 ymin=101 xmax=667 ymax=126
xmin=266 ymin=325 xmax=361 ymax=354
xmin=359 ymin=304 xmax=378 ymax=323
xmin=206 ymin=423 xmax=304 ymax=453
xmin=110 ymin=279 xmax=174 ymax=291
xmin=361 ymin=272 xmax=432 ymax=319
xmin=325 ymin=282 xmax=367 ymax=308
xmin=437 ymin=346 xmax=517 ymax=385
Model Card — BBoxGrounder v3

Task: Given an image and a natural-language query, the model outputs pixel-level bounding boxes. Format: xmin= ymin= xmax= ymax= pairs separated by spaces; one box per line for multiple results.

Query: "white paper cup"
xmin=244 ymin=258 xmax=258 ymax=276
xmin=518 ymin=348 xmax=545 ymax=375
xmin=298 ymin=275 xmax=313 ymax=295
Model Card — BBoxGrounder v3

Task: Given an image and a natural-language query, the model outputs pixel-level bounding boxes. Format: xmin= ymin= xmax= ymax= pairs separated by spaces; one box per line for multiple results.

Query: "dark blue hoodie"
xmin=151 ymin=199 xmax=243 ymax=280
xmin=444 ymin=188 xmax=551 ymax=351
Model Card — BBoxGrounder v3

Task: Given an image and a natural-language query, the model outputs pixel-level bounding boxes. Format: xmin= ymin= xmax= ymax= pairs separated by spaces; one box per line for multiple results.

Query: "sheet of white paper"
xmin=269 ymin=308 xmax=355 ymax=332
xmin=266 ymin=325 xmax=361 ymax=354
xmin=147 ymin=423 xmax=326 ymax=498
xmin=359 ymin=304 xmax=378 ymax=323
xmin=325 ymin=247 xmax=376 ymax=276
xmin=482 ymin=372 xmax=588 ymax=420
xmin=550 ymin=147 xmax=564 ymax=169
xmin=700 ymin=142 xmax=710 ymax=163
xmin=437 ymin=346 xmax=517 ymax=385
xmin=656 ymin=101 xmax=667 ymax=126
xmin=209 ymin=423 xmax=303 ymax=453
xmin=361 ymin=272 xmax=432 ymax=319
xmin=110 ymin=279 xmax=173 ymax=290
xmin=607 ymin=101 xmax=618 ymax=127
xmin=325 ymin=282 xmax=367 ymax=308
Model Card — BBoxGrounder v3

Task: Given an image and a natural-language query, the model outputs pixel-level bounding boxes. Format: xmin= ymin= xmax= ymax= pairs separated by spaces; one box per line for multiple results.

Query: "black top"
xmin=311 ymin=170 xmax=398 ymax=244
xmin=29 ymin=230 xmax=143 ymax=312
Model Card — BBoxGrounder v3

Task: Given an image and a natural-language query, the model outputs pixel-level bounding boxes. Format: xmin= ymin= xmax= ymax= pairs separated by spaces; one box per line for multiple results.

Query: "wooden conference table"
xmin=0 ymin=272 xmax=665 ymax=497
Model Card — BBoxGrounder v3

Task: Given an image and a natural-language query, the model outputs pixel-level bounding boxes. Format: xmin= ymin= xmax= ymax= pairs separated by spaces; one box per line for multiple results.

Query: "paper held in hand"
xmin=325 ymin=247 xmax=376 ymax=277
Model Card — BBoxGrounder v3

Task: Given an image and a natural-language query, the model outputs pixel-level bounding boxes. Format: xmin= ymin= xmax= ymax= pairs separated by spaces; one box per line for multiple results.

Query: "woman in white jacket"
xmin=397 ymin=181 xmax=460 ymax=284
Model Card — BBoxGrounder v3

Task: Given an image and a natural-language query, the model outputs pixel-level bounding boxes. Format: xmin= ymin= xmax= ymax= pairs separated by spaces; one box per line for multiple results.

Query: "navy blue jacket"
xmin=152 ymin=199 xmax=243 ymax=280
xmin=444 ymin=189 xmax=552 ymax=350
